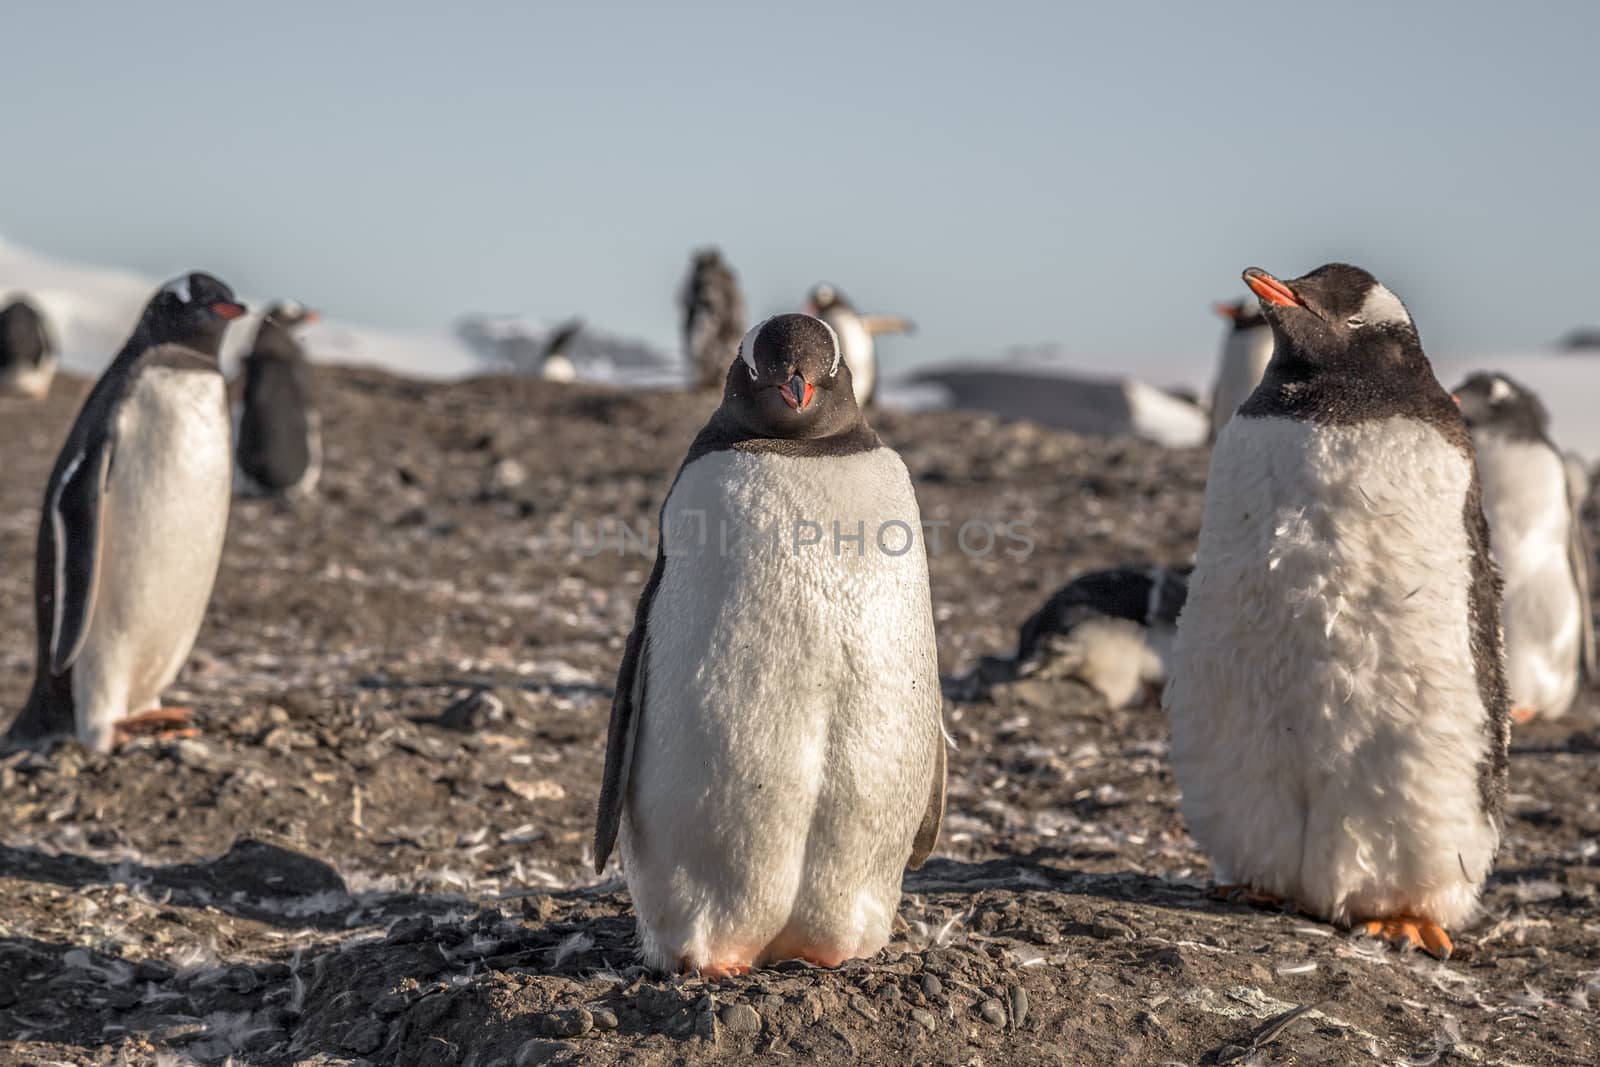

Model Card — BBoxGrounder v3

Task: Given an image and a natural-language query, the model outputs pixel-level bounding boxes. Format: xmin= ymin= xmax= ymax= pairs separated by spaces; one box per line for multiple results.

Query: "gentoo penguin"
xmin=1165 ymin=263 xmax=1509 ymax=959
xmin=805 ymin=283 xmax=915 ymax=409
xmin=537 ymin=317 xmax=583 ymax=382
xmin=0 ymin=297 xmax=57 ymax=398
xmin=679 ymin=247 xmax=747 ymax=390
xmin=594 ymin=313 xmax=946 ymax=976
xmin=1453 ymin=372 xmax=1593 ymax=722
xmin=3 ymin=273 xmax=244 ymax=753
xmin=1207 ymin=298 xmax=1273 ymax=441
xmin=1014 ymin=565 xmax=1188 ymax=707
xmin=235 ymin=301 xmax=321 ymax=499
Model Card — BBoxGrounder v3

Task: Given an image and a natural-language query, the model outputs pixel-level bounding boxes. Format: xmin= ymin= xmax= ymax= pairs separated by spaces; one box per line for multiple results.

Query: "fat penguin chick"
xmin=1165 ymin=263 xmax=1510 ymax=960
xmin=1208 ymin=298 xmax=1272 ymax=441
xmin=0 ymin=297 xmax=57 ymax=398
xmin=235 ymin=301 xmax=321 ymax=499
xmin=595 ymin=313 xmax=946 ymax=977
xmin=1453 ymin=372 xmax=1594 ymax=722
xmin=805 ymin=283 xmax=914 ymax=409
xmin=4 ymin=273 xmax=245 ymax=753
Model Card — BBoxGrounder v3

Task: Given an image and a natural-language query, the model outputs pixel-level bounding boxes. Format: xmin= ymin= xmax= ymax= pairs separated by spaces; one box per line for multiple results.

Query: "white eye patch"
xmin=1488 ymin=377 xmax=1515 ymax=403
xmin=1353 ymin=283 xmax=1410 ymax=328
xmin=739 ymin=315 xmax=780 ymax=374
xmin=816 ymin=315 xmax=842 ymax=377
xmin=162 ymin=276 xmax=192 ymax=303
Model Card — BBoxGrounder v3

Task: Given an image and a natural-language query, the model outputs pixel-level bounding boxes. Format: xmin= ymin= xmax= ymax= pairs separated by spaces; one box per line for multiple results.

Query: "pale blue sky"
xmin=5 ymin=1 xmax=1596 ymax=366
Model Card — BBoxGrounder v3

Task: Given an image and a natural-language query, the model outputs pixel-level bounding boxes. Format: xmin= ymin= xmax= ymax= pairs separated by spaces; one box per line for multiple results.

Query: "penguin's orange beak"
xmin=211 ymin=301 xmax=247 ymax=320
xmin=304 ymin=309 xmax=321 ymax=324
xmin=803 ymin=302 xmax=819 ymax=316
xmin=779 ymin=373 xmax=814 ymax=411
xmin=1214 ymin=302 xmax=1241 ymax=320
xmin=1243 ymin=269 xmax=1303 ymax=309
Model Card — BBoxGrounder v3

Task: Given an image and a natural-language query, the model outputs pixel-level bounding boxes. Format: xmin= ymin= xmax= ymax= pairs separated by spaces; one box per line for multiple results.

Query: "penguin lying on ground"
xmin=595 ymin=313 xmax=946 ymax=976
xmin=1207 ymin=297 xmax=1272 ymax=441
xmin=235 ymin=301 xmax=321 ymax=500
xmin=0 ymin=296 xmax=57 ymax=399
xmin=680 ymin=247 xmax=747 ymax=391
xmin=958 ymin=565 xmax=1188 ymax=708
xmin=4 ymin=273 xmax=244 ymax=753
xmin=536 ymin=317 xmax=583 ymax=382
xmin=1453 ymin=372 xmax=1594 ymax=722
xmin=1166 ymin=263 xmax=1510 ymax=960
xmin=805 ymin=283 xmax=914 ymax=409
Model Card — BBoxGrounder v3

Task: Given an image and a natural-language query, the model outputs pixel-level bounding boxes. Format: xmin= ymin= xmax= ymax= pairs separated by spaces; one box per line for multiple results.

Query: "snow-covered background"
xmin=3 ymin=235 xmax=1596 ymax=456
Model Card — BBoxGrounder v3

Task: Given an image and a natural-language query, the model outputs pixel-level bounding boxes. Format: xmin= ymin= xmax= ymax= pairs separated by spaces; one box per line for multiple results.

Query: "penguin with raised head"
xmin=4 ymin=273 xmax=245 ymax=753
xmin=0 ymin=297 xmax=57 ymax=398
xmin=1208 ymin=297 xmax=1273 ymax=441
xmin=805 ymin=283 xmax=914 ymax=409
xmin=1012 ymin=564 xmax=1188 ymax=707
xmin=1453 ymin=372 xmax=1593 ymax=722
xmin=1166 ymin=263 xmax=1509 ymax=960
xmin=680 ymin=247 xmax=747 ymax=390
xmin=595 ymin=313 xmax=946 ymax=976
xmin=235 ymin=300 xmax=321 ymax=500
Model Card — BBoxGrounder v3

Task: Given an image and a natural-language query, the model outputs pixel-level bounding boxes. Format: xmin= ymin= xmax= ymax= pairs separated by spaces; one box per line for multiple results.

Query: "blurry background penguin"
xmin=805 ymin=283 xmax=914 ymax=409
xmin=679 ymin=246 xmax=747 ymax=390
xmin=1208 ymin=297 xmax=1273 ymax=441
xmin=955 ymin=564 xmax=1189 ymax=708
xmin=1454 ymin=372 xmax=1595 ymax=722
xmin=533 ymin=316 xmax=584 ymax=382
xmin=234 ymin=300 xmax=322 ymax=500
xmin=0 ymin=295 xmax=58 ymax=399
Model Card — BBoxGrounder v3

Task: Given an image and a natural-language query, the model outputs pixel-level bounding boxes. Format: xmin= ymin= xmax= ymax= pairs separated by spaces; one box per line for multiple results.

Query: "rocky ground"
xmin=0 ymin=366 xmax=1596 ymax=1066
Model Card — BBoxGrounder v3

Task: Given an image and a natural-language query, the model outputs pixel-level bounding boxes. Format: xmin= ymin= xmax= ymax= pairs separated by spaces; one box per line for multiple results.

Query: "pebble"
xmin=848 ymin=994 xmax=879 ymax=1022
xmin=515 ymin=1039 xmax=578 ymax=1066
xmin=920 ymin=973 xmax=943 ymax=999
xmin=978 ymin=999 xmax=1007 ymax=1028
xmin=590 ymin=1008 xmax=618 ymax=1031
xmin=536 ymin=1007 xmax=593 ymax=1038
xmin=134 ymin=959 xmax=176 ymax=983
xmin=718 ymin=1002 xmax=762 ymax=1035
xmin=911 ymin=1007 xmax=938 ymax=1032
xmin=1008 ymin=984 xmax=1029 ymax=1029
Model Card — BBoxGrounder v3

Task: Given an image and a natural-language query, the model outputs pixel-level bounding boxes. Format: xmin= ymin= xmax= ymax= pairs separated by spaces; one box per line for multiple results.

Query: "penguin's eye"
xmin=746 ymin=362 xmax=758 ymax=381
xmin=1346 ymin=315 xmax=1366 ymax=328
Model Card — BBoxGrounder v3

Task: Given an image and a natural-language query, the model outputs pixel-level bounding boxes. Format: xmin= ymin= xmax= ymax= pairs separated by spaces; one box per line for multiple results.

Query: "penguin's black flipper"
xmin=1566 ymin=473 xmax=1596 ymax=681
xmin=46 ymin=437 xmax=114 ymax=675
xmin=909 ymin=728 xmax=946 ymax=869
xmin=594 ymin=547 xmax=665 ymax=873
xmin=540 ymin=317 xmax=584 ymax=361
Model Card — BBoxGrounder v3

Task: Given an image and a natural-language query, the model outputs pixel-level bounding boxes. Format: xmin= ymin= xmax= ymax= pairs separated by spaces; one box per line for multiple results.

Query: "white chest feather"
xmin=1473 ymin=432 xmax=1582 ymax=714
xmin=825 ymin=310 xmax=875 ymax=406
xmin=622 ymin=447 xmax=942 ymax=970
xmin=73 ymin=368 xmax=232 ymax=747
xmin=1209 ymin=327 xmax=1274 ymax=439
xmin=1166 ymin=415 xmax=1500 ymax=928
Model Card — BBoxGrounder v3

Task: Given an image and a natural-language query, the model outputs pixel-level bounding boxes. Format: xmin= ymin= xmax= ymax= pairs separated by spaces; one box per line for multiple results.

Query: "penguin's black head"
xmin=805 ymin=283 xmax=847 ymax=315
xmin=723 ymin=313 xmax=861 ymax=439
xmin=1213 ymin=298 xmax=1266 ymax=332
xmin=0 ymin=298 xmax=52 ymax=366
xmin=1452 ymin=372 xmax=1550 ymax=440
xmin=264 ymin=300 xmax=319 ymax=331
xmin=1242 ymin=263 xmax=1421 ymax=371
xmin=142 ymin=272 xmax=247 ymax=356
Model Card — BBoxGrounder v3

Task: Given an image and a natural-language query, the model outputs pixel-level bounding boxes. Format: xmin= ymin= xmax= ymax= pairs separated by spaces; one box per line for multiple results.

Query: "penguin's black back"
xmin=238 ymin=353 xmax=312 ymax=490
xmin=0 ymin=299 xmax=51 ymax=370
xmin=1015 ymin=565 xmax=1189 ymax=665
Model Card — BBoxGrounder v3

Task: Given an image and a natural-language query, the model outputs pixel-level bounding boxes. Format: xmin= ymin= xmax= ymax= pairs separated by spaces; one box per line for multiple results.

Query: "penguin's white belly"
xmin=622 ymin=448 xmax=941 ymax=971
xmin=74 ymin=368 xmax=231 ymax=748
xmin=1167 ymin=415 xmax=1499 ymax=928
xmin=0 ymin=354 xmax=58 ymax=398
xmin=827 ymin=312 xmax=875 ymax=407
xmin=1208 ymin=330 xmax=1273 ymax=440
xmin=1475 ymin=436 xmax=1582 ymax=716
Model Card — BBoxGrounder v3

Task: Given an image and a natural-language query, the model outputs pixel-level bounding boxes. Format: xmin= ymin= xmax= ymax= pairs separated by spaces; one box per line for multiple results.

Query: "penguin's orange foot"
xmin=1359 ymin=916 xmax=1453 ymax=959
xmin=113 ymin=707 xmax=199 ymax=745
xmin=1510 ymin=705 xmax=1539 ymax=726
xmin=688 ymin=959 xmax=751 ymax=980
xmin=762 ymin=931 xmax=851 ymax=969
xmin=1211 ymin=884 xmax=1288 ymax=910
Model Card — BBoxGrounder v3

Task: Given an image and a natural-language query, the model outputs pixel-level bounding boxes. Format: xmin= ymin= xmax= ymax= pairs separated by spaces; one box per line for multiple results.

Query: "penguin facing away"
xmin=805 ymin=283 xmax=915 ymax=409
xmin=0 ymin=297 xmax=58 ymax=399
xmin=1453 ymin=372 xmax=1593 ymax=722
xmin=1012 ymin=564 xmax=1189 ymax=708
xmin=1207 ymin=298 xmax=1273 ymax=441
xmin=4 ymin=273 xmax=245 ymax=753
xmin=595 ymin=313 xmax=946 ymax=976
xmin=1165 ymin=263 xmax=1510 ymax=959
xmin=235 ymin=300 xmax=321 ymax=499
xmin=680 ymin=247 xmax=747 ymax=391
